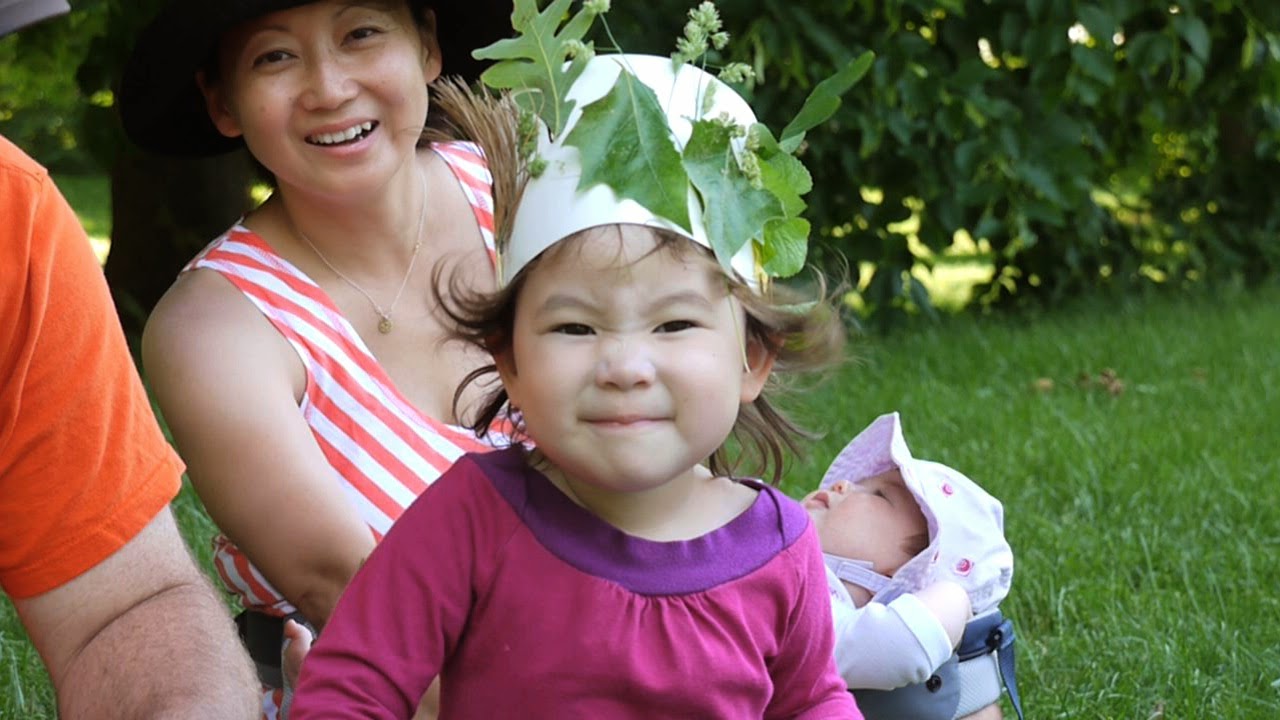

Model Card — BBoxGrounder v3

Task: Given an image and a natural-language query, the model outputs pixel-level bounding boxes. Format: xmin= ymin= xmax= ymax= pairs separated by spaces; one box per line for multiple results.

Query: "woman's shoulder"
xmin=143 ymin=266 xmax=299 ymax=389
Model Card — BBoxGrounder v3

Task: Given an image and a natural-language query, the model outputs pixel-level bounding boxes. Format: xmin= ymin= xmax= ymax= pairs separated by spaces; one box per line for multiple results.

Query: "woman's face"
xmin=200 ymin=0 xmax=440 ymax=200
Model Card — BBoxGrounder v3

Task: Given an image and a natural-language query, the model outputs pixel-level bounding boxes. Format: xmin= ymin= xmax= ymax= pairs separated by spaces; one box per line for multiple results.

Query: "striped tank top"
xmin=184 ymin=142 xmax=502 ymax=619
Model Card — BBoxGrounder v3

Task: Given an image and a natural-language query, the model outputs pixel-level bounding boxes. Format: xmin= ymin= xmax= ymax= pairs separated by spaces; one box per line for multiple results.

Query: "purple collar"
xmin=474 ymin=447 xmax=810 ymax=595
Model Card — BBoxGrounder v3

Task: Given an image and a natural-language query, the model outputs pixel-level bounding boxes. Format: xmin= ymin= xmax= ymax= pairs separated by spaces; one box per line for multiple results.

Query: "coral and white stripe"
xmin=187 ymin=142 xmax=501 ymax=618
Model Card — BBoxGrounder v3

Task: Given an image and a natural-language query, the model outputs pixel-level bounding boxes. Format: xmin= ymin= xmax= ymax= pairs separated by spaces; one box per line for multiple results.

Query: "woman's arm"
xmin=144 ymin=270 xmax=375 ymax=624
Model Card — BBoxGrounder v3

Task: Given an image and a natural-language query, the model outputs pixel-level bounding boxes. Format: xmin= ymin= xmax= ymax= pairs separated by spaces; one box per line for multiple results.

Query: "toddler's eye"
xmin=655 ymin=320 xmax=696 ymax=333
xmin=553 ymin=323 xmax=593 ymax=336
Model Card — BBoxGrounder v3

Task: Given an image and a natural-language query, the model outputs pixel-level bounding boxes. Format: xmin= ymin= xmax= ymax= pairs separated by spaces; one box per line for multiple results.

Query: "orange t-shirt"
xmin=0 ymin=135 xmax=183 ymax=599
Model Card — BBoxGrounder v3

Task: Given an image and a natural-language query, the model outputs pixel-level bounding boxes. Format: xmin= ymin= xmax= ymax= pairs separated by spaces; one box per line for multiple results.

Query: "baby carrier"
xmin=853 ymin=609 xmax=1024 ymax=720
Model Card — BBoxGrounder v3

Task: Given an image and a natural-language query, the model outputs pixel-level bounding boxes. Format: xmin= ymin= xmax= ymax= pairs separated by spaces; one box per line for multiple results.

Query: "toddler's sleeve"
xmin=765 ymin=525 xmax=863 ymax=719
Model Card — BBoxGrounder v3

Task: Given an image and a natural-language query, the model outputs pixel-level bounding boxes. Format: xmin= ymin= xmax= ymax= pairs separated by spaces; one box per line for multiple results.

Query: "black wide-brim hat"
xmin=118 ymin=0 xmax=512 ymax=157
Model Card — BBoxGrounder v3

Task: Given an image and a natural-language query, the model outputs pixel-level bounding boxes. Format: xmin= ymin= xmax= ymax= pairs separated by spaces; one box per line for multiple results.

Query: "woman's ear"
xmin=416 ymin=8 xmax=443 ymax=82
xmin=196 ymin=71 xmax=243 ymax=140
xmin=739 ymin=335 xmax=777 ymax=404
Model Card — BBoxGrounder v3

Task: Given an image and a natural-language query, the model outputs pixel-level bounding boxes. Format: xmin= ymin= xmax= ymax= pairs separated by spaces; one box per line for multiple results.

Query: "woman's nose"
xmin=302 ymin=52 xmax=358 ymax=109
xmin=595 ymin=338 xmax=656 ymax=389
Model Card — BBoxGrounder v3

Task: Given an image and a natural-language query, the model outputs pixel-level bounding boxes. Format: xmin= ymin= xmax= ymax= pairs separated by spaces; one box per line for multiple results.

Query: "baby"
xmin=803 ymin=412 xmax=1022 ymax=720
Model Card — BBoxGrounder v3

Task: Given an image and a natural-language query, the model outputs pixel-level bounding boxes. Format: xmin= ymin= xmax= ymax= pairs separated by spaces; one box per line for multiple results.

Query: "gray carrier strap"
xmin=852 ymin=612 xmax=1024 ymax=720
xmin=957 ymin=611 xmax=1024 ymax=720
xmin=852 ymin=654 xmax=960 ymax=720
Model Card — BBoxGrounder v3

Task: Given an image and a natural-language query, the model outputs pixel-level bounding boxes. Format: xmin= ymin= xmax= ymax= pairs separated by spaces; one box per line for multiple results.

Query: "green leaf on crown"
xmin=564 ymin=70 xmax=692 ymax=234
xmin=751 ymin=125 xmax=812 ymax=219
xmin=683 ymin=119 xmax=782 ymax=274
xmin=780 ymin=50 xmax=875 ymax=153
xmin=761 ymin=217 xmax=810 ymax=278
xmin=473 ymin=0 xmax=595 ymax=137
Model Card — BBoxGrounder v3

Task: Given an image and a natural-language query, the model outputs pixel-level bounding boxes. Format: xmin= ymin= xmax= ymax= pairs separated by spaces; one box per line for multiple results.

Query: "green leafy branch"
xmin=473 ymin=0 xmax=602 ymax=137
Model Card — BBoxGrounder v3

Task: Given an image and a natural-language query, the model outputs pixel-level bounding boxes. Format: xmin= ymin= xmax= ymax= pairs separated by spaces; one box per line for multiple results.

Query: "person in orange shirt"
xmin=0 ymin=2 xmax=258 ymax=716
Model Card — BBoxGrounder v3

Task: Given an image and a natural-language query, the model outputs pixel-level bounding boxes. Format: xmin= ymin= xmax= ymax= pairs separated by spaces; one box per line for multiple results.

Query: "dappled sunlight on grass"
xmin=845 ymin=226 xmax=997 ymax=315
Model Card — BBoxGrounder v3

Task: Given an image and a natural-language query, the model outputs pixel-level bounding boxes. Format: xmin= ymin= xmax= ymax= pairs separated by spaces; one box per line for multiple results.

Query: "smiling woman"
xmin=113 ymin=0 xmax=512 ymax=716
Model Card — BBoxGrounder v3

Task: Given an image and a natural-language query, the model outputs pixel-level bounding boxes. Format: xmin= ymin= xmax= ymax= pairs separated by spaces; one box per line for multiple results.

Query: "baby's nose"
xmin=830 ymin=480 xmax=851 ymax=493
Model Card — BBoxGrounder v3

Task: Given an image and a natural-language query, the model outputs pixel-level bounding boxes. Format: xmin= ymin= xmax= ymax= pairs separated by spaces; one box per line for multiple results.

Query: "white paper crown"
xmin=501 ymin=54 xmax=762 ymax=288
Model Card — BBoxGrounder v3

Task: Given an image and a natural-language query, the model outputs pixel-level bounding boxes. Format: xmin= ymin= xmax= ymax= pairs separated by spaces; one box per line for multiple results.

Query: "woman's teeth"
xmin=308 ymin=121 xmax=375 ymax=146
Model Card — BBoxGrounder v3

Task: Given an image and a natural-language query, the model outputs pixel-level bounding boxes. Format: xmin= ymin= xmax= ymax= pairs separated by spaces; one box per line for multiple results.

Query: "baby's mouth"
xmin=307 ymin=121 xmax=377 ymax=146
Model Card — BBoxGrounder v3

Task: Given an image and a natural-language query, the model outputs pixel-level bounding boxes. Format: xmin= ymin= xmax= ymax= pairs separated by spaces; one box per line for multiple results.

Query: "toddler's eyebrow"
xmin=645 ymin=291 xmax=716 ymax=313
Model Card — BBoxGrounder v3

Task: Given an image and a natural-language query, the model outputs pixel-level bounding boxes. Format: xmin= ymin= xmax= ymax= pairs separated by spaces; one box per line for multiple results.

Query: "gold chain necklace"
xmin=293 ymin=168 xmax=428 ymax=334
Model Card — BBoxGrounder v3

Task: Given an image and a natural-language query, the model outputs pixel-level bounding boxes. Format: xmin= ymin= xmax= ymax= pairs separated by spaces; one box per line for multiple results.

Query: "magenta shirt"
xmin=292 ymin=447 xmax=861 ymax=719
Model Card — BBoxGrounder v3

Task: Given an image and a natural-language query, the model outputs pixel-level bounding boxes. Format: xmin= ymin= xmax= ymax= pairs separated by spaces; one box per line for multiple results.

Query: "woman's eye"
xmin=348 ymin=26 xmax=382 ymax=41
xmin=252 ymin=50 xmax=292 ymax=67
xmin=655 ymin=320 xmax=696 ymax=333
xmin=553 ymin=323 xmax=593 ymax=336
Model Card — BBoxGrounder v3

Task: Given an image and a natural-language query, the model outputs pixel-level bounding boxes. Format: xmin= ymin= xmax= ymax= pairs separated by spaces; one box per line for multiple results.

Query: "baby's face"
xmin=802 ymin=469 xmax=928 ymax=576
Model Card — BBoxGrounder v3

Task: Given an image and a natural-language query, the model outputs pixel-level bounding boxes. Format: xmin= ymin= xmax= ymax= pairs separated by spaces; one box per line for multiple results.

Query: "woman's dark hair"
xmin=438 ymin=227 xmax=847 ymax=485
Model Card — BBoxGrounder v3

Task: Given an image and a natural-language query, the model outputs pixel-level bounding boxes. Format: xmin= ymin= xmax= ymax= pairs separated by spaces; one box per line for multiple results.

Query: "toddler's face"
xmin=802 ymin=469 xmax=928 ymax=577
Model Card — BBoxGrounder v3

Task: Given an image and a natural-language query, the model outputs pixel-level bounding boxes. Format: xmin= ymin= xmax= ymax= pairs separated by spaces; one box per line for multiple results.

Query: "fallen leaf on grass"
xmin=1076 ymin=368 xmax=1125 ymax=396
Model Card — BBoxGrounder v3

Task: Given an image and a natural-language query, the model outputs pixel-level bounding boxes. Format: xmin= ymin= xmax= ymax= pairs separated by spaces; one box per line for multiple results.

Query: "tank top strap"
xmin=432 ymin=140 xmax=498 ymax=271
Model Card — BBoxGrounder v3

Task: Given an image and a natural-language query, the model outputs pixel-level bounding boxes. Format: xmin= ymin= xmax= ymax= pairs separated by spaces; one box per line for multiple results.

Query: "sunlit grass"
xmin=781 ymin=281 xmax=1280 ymax=719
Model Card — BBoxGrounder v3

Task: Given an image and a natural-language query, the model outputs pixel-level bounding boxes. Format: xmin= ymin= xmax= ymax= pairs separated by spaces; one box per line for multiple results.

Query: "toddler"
xmin=291 ymin=44 xmax=859 ymax=720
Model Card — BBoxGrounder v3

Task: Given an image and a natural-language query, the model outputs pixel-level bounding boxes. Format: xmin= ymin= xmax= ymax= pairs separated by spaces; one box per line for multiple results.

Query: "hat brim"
xmin=118 ymin=0 xmax=512 ymax=157
xmin=0 ymin=0 xmax=70 ymax=38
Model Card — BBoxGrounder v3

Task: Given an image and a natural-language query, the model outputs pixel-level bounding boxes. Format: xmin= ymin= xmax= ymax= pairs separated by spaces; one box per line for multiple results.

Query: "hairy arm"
xmin=14 ymin=508 xmax=258 ymax=719
xmin=144 ymin=271 xmax=375 ymax=625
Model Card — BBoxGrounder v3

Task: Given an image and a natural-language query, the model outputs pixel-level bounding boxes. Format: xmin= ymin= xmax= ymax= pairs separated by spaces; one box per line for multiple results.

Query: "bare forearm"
xmin=57 ymin=578 xmax=257 ymax=719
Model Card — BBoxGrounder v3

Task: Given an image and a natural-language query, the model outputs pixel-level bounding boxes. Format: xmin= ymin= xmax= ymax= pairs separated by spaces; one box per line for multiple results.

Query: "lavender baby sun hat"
xmin=820 ymin=412 xmax=1014 ymax=615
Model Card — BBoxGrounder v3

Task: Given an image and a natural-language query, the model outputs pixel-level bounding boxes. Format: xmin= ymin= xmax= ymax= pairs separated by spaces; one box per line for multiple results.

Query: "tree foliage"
xmin=604 ymin=0 xmax=1280 ymax=324
xmin=0 ymin=4 xmax=104 ymax=171
xmin=5 ymin=1 xmax=1280 ymax=329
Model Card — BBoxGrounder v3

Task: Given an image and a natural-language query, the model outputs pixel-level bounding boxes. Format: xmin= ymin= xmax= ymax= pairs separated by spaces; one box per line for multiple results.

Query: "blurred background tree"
xmin=3 ymin=0 xmax=1279 ymax=336
xmin=605 ymin=0 xmax=1280 ymax=326
xmin=2 ymin=0 xmax=253 ymax=337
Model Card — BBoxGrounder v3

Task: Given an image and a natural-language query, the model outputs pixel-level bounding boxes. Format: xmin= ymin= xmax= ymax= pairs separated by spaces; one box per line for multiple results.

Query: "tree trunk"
xmin=104 ymin=149 xmax=255 ymax=341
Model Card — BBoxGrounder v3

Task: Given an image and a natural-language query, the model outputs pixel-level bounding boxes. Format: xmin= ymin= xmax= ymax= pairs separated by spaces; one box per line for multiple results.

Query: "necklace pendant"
xmin=378 ymin=316 xmax=393 ymax=334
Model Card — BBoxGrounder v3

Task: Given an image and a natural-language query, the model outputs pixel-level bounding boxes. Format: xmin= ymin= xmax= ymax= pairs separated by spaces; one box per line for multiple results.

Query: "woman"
xmin=117 ymin=0 xmax=510 ymax=714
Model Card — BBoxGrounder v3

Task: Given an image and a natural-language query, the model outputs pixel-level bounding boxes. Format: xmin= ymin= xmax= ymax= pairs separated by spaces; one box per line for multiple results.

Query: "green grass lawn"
xmin=2 ymin=259 xmax=1277 ymax=715
xmin=779 ymin=282 xmax=1280 ymax=718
